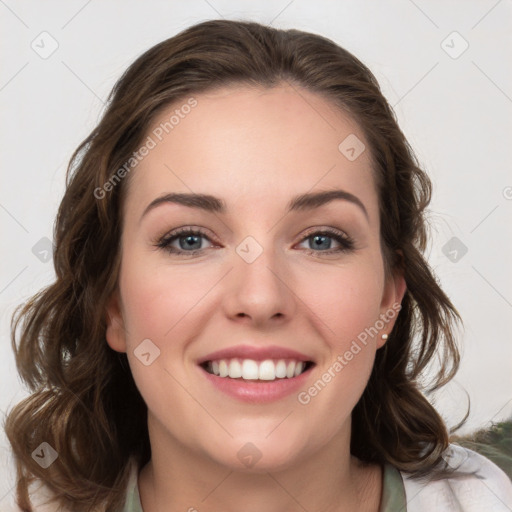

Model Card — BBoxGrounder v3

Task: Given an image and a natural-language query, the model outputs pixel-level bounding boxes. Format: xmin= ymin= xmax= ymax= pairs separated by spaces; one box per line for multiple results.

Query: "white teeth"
xmin=206 ymin=358 xmax=309 ymax=381
xmin=258 ymin=359 xmax=275 ymax=380
xmin=228 ymin=359 xmax=242 ymax=378
xmin=219 ymin=360 xmax=229 ymax=377
xmin=242 ymin=359 xmax=259 ymax=380
xmin=275 ymin=360 xmax=287 ymax=378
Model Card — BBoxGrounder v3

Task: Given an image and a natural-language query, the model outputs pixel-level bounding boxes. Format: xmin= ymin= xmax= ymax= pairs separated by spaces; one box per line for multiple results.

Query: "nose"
xmin=221 ymin=240 xmax=297 ymax=327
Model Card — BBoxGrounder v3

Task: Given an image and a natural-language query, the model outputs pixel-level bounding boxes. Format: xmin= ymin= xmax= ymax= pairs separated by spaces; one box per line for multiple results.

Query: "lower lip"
xmin=199 ymin=365 xmax=314 ymax=403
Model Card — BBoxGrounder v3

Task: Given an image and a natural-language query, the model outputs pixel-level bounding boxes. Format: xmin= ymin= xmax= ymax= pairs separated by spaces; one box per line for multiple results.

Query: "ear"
xmin=105 ymin=289 xmax=127 ymax=353
xmin=377 ymin=250 xmax=407 ymax=349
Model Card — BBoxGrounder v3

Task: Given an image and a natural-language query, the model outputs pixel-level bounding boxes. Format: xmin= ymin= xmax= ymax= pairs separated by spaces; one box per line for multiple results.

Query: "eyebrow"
xmin=140 ymin=189 xmax=369 ymax=222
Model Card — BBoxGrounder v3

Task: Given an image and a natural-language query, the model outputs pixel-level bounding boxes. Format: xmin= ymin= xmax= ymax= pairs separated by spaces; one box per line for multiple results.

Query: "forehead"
xmin=124 ymin=84 xmax=378 ymax=222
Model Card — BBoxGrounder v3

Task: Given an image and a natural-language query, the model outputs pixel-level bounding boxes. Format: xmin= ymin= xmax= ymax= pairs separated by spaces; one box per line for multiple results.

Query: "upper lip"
xmin=197 ymin=344 xmax=314 ymax=365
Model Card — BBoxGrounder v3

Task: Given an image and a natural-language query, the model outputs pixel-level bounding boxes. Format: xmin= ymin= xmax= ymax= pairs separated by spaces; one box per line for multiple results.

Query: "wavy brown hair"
xmin=4 ymin=19 xmax=463 ymax=511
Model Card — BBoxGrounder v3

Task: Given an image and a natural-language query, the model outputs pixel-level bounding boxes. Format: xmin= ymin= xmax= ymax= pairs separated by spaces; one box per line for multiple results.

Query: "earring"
xmin=381 ymin=333 xmax=388 ymax=340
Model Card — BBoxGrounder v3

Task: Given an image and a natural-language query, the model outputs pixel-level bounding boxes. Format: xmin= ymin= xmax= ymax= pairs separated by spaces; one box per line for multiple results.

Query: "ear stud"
xmin=381 ymin=333 xmax=388 ymax=340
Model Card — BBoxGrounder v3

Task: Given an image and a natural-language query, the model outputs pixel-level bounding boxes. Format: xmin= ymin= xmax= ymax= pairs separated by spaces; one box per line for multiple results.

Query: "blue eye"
xmin=155 ymin=227 xmax=354 ymax=257
xmin=297 ymin=230 xmax=354 ymax=255
xmin=156 ymin=228 xmax=214 ymax=256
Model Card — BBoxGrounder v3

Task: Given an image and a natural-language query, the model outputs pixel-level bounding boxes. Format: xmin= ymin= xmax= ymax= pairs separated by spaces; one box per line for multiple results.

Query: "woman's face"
xmin=106 ymin=84 xmax=405 ymax=471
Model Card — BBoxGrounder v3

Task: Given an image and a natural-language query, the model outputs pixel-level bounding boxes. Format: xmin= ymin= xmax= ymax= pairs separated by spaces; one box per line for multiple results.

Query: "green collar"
xmin=380 ymin=463 xmax=407 ymax=511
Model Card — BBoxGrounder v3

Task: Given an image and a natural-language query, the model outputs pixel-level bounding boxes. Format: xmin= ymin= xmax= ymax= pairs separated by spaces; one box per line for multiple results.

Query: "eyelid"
xmin=299 ymin=225 xmax=350 ymax=240
xmin=152 ymin=225 xmax=216 ymax=244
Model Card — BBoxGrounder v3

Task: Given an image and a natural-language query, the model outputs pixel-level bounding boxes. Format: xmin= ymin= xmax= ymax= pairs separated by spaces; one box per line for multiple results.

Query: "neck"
xmin=138 ymin=415 xmax=383 ymax=512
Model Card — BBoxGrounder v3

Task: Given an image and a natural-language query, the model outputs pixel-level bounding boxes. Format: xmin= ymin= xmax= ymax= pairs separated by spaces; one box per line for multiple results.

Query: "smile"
xmin=201 ymin=358 xmax=314 ymax=381
xmin=196 ymin=344 xmax=316 ymax=402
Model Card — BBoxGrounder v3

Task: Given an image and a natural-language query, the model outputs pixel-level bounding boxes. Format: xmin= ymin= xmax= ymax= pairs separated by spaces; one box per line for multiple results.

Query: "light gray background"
xmin=1 ymin=0 xmax=511 ymax=505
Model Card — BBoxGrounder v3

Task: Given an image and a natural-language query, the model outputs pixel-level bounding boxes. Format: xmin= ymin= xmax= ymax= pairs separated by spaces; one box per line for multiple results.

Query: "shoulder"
xmin=401 ymin=443 xmax=512 ymax=511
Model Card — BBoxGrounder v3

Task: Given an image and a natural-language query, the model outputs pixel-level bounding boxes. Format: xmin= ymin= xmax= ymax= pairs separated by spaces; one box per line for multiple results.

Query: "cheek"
xmin=117 ymin=257 xmax=213 ymax=432
xmin=119 ymin=255 xmax=216 ymax=344
xmin=294 ymin=261 xmax=383 ymax=411
xmin=117 ymin=254 xmax=223 ymax=409
xmin=295 ymin=268 xmax=381 ymax=424
xmin=299 ymin=261 xmax=384 ymax=349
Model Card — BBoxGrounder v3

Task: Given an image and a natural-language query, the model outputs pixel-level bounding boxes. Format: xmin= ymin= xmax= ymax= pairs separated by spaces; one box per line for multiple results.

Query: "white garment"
xmin=402 ymin=444 xmax=512 ymax=511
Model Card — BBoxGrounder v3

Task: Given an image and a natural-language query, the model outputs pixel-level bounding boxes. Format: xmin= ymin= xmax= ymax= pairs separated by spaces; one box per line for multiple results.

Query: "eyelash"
xmin=154 ymin=226 xmax=355 ymax=258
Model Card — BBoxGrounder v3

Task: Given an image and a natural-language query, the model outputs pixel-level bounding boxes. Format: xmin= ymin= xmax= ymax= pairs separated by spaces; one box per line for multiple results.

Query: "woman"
xmin=5 ymin=19 xmax=512 ymax=512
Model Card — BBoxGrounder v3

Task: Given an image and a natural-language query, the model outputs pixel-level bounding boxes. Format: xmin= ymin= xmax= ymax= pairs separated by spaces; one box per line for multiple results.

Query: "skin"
xmin=105 ymin=83 xmax=406 ymax=512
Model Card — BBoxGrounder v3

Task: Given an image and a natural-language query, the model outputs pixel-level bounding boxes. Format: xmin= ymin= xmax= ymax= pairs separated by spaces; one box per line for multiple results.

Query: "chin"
xmin=206 ymin=436 xmax=307 ymax=473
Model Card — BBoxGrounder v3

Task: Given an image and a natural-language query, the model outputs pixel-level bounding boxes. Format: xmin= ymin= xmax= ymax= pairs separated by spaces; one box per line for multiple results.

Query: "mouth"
xmin=200 ymin=358 xmax=316 ymax=381
xmin=196 ymin=344 xmax=316 ymax=402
